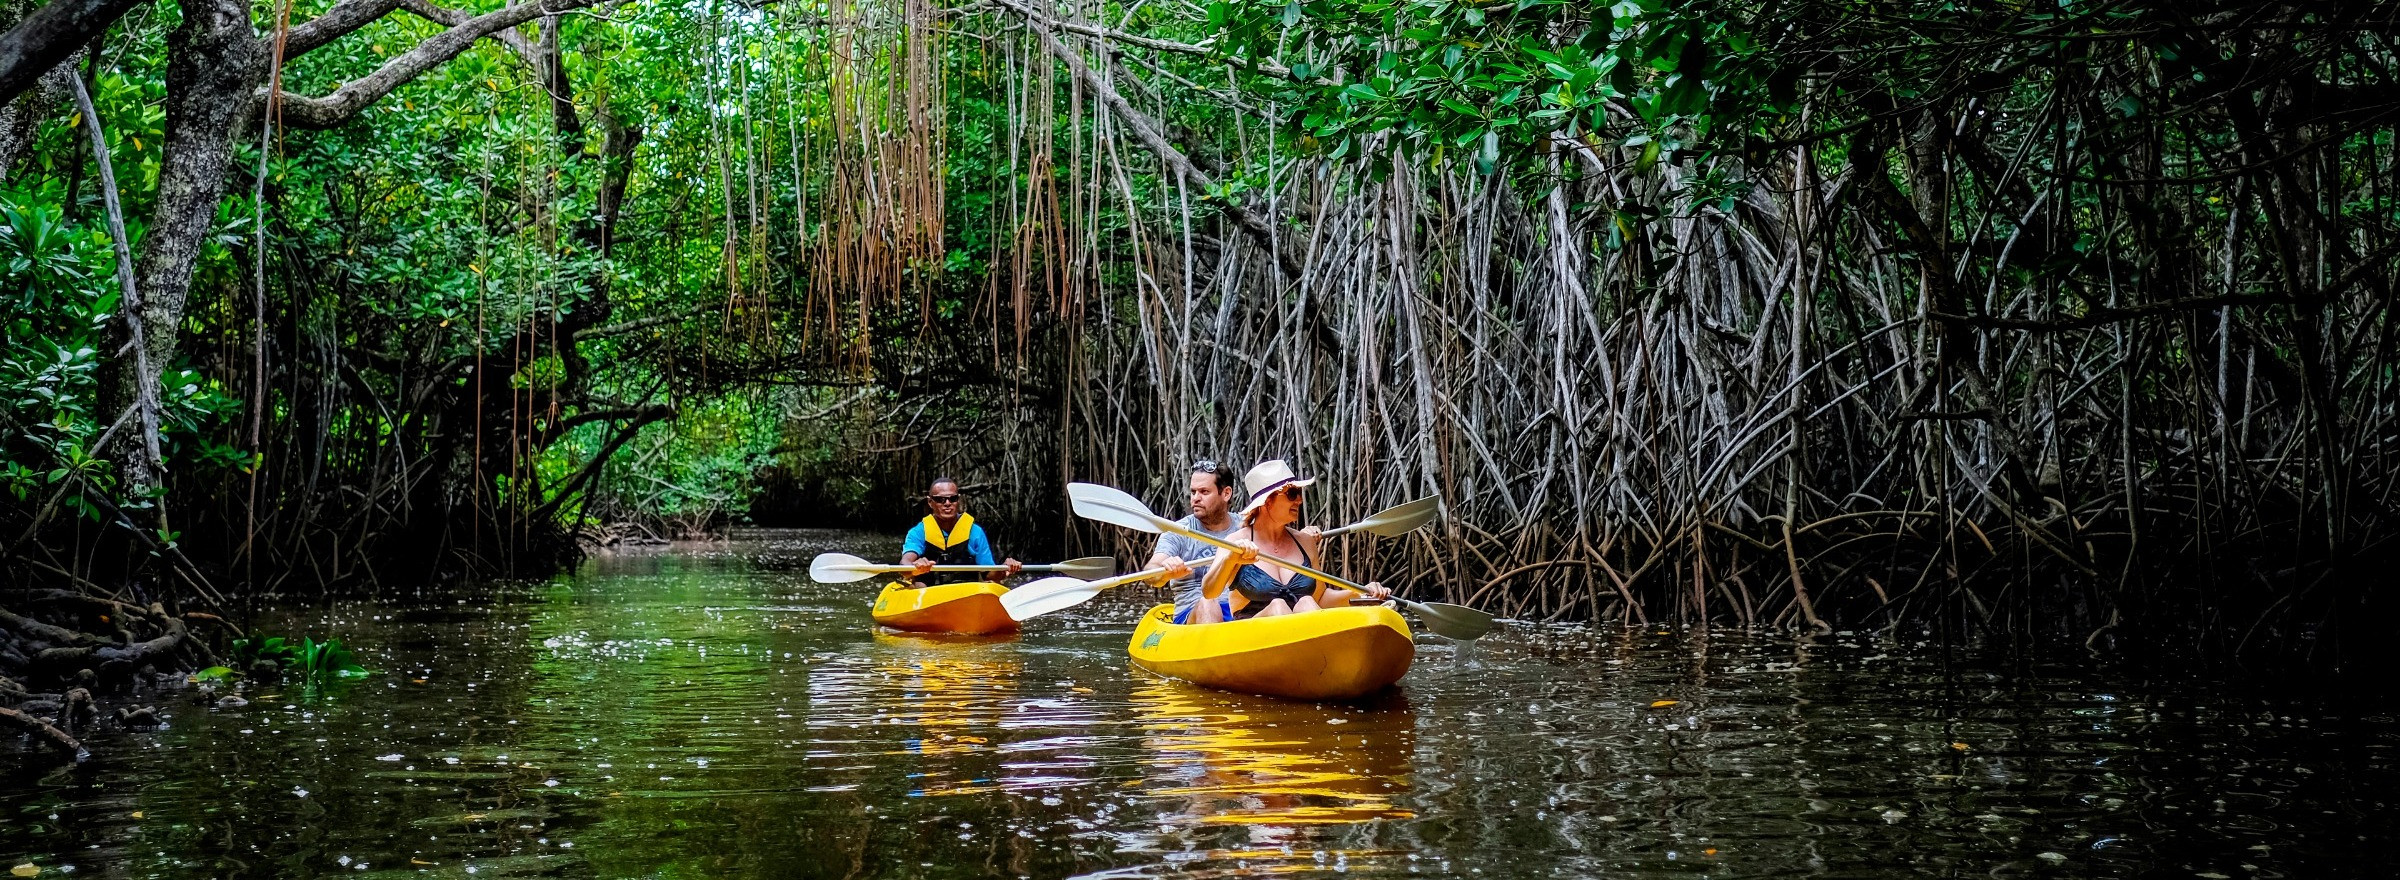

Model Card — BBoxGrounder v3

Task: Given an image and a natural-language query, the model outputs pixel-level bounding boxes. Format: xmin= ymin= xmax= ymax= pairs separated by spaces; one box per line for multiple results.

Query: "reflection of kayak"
xmin=872 ymin=581 xmax=1018 ymax=634
xmin=1131 ymin=677 xmax=1416 ymax=829
xmin=1128 ymin=603 xmax=1413 ymax=701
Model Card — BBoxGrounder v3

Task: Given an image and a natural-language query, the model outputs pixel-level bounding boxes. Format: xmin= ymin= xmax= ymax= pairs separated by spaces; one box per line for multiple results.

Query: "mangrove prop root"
xmin=0 ymin=705 xmax=84 ymax=756
xmin=63 ymin=687 xmax=96 ymax=730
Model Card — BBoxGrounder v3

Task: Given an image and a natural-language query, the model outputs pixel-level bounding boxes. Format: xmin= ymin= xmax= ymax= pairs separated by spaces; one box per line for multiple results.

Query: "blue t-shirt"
xmin=902 ymin=521 xmax=997 ymax=566
xmin=1158 ymin=514 xmax=1240 ymax=611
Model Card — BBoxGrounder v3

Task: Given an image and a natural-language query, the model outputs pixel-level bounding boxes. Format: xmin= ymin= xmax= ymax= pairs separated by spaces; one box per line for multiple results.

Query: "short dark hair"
xmin=928 ymin=476 xmax=960 ymax=493
xmin=1190 ymin=460 xmax=1233 ymax=491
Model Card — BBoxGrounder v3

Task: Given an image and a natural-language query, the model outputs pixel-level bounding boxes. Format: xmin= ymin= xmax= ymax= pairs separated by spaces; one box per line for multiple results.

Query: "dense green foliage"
xmin=2 ymin=0 xmax=2396 ymax=682
xmin=1214 ymin=0 xmax=1772 ymax=185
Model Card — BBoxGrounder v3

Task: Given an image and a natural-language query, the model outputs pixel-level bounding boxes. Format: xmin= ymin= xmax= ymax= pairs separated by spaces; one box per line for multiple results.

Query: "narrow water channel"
xmin=5 ymin=531 xmax=2394 ymax=877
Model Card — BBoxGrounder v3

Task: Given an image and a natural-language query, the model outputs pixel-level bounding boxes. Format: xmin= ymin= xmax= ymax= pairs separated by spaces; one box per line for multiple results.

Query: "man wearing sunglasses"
xmin=901 ymin=477 xmax=1021 ymax=586
xmin=1148 ymin=460 xmax=1244 ymax=624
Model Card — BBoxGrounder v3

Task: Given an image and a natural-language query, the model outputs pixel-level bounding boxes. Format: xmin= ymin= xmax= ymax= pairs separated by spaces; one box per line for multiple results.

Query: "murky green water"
xmin=5 ymin=530 xmax=2396 ymax=877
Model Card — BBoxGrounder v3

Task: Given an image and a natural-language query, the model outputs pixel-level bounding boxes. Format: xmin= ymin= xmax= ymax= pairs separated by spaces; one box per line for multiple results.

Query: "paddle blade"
xmin=1001 ymin=576 xmax=1102 ymax=621
xmin=1067 ymin=482 xmax=1168 ymax=534
xmin=808 ymin=552 xmax=883 ymax=583
xmin=1404 ymin=599 xmax=1497 ymax=640
xmin=1351 ymin=496 xmax=1444 ymax=537
xmin=1050 ymin=556 xmax=1117 ymax=580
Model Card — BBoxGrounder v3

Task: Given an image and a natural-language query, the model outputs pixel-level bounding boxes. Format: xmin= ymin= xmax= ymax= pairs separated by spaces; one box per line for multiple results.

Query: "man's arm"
xmin=972 ymin=527 xmax=1021 ymax=580
xmin=968 ymin=527 xmax=997 ymax=566
xmin=1143 ymin=534 xmax=1182 ymax=571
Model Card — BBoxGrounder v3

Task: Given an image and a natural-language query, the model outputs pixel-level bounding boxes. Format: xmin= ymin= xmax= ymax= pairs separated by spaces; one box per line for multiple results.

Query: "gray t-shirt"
xmin=1159 ymin=514 xmax=1240 ymax=611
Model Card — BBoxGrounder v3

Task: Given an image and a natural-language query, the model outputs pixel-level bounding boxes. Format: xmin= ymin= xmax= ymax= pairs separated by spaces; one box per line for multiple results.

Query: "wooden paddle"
xmin=1066 ymin=482 xmax=1496 ymax=639
xmin=806 ymin=552 xmax=1115 ymax=584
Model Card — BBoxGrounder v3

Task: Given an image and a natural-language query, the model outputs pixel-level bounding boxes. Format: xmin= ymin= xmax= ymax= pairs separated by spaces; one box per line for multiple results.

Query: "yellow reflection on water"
xmin=870 ymin=631 xmax=1021 ymax=735
xmin=1130 ymin=675 xmax=1416 ymax=831
xmin=799 ymin=632 xmax=1023 ymax=796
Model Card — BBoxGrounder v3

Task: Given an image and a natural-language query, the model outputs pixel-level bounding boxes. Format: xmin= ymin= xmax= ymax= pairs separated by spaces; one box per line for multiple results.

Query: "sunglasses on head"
xmin=1191 ymin=459 xmax=1220 ymax=474
xmin=929 ymin=494 xmax=963 ymax=503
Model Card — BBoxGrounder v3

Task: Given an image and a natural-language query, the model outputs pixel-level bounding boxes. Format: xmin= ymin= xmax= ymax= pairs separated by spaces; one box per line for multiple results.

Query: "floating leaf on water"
xmin=1650 ymin=700 xmax=1679 ymax=708
xmin=11 ymin=864 xmax=38 ymax=877
xmin=1951 ymin=742 xmax=1971 ymax=751
xmin=2036 ymin=852 xmax=2067 ymax=863
xmin=130 ymin=811 xmax=143 ymax=819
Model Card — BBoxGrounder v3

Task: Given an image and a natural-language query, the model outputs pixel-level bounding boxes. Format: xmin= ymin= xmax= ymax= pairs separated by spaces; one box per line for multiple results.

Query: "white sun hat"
xmin=1237 ymin=459 xmax=1317 ymax=519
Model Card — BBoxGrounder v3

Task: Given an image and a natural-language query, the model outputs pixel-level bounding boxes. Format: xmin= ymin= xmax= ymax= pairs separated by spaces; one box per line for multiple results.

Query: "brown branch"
xmin=181 ymin=611 xmax=245 ymax=638
xmin=989 ymin=0 xmax=1304 ymax=283
xmin=549 ymin=404 xmax=661 ymax=435
xmin=281 ymin=0 xmax=404 ymax=59
xmin=530 ymin=403 xmax=674 ymax=519
xmin=0 ymin=0 xmax=139 ymax=103
xmin=275 ymin=0 xmax=605 ymax=129
xmin=571 ymin=305 xmax=708 ymax=341
xmin=1018 ymin=6 xmax=1298 ymax=79
xmin=0 ymin=706 xmax=82 ymax=755
xmin=1931 ymin=294 xmax=2312 ymax=333
xmin=0 ymin=606 xmax=107 ymax=647
xmin=397 ymin=0 xmax=544 ymax=81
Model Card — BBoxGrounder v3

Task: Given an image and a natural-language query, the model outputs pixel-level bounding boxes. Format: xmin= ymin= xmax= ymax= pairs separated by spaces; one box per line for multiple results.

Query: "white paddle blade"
xmin=1323 ymin=496 xmax=1444 ymax=538
xmin=808 ymin=552 xmax=884 ymax=583
xmin=1002 ymin=565 xmax=1182 ymax=621
xmin=1405 ymin=599 xmax=1496 ymax=640
xmin=1357 ymin=496 xmax=1444 ymax=537
xmin=1067 ymin=483 xmax=1169 ymax=533
xmin=1049 ymin=556 xmax=1118 ymax=580
xmin=1001 ymin=577 xmax=1102 ymax=621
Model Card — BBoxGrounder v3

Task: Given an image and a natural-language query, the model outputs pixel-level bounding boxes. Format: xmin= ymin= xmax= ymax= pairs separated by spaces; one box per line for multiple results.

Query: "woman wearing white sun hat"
xmin=1188 ymin=459 xmax=1390 ymax=623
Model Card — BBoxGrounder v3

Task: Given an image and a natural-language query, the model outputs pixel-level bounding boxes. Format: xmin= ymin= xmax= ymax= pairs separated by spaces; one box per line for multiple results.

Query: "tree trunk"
xmin=103 ymin=0 xmax=261 ymax=498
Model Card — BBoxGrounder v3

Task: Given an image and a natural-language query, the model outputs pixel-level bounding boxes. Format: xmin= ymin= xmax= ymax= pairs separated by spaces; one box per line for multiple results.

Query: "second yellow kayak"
xmin=872 ymin=581 xmax=1019 ymax=635
xmin=1128 ymin=603 xmax=1414 ymax=701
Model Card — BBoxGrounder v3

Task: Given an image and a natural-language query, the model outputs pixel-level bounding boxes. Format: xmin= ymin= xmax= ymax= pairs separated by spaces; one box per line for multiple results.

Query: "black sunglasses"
xmin=929 ymin=494 xmax=963 ymax=503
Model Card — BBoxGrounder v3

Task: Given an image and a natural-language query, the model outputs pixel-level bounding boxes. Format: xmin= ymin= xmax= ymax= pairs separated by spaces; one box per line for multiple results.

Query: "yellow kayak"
xmin=871 ymin=581 xmax=1019 ymax=635
xmin=1128 ymin=603 xmax=1414 ymax=701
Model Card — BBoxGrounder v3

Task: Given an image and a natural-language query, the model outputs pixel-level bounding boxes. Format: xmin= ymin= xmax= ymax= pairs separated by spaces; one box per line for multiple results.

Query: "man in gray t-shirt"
xmin=1146 ymin=460 xmax=1241 ymax=621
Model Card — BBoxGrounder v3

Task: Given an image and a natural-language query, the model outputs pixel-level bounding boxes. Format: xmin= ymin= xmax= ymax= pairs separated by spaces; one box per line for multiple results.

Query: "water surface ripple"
xmin=4 ymin=531 xmax=2392 ymax=877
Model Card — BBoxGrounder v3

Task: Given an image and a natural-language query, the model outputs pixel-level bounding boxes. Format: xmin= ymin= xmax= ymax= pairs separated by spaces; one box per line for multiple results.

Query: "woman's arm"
xmin=1199 ymin=530 xmax=1256 ymax=600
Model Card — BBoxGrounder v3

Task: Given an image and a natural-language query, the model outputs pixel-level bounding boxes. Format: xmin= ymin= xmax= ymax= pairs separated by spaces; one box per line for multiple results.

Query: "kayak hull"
xmin=1128 ymin=603 xmax=1414 ymax=701
xmin=872 ymin=581 xmax=1019 ymax=635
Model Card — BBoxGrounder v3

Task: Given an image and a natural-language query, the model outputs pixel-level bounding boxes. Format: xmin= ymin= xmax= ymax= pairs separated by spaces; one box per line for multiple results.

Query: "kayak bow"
xmin=1127 ymin=603 xmax=1413 ymax=701
xmin=872 ymin=581 xmax=1019 ymax=635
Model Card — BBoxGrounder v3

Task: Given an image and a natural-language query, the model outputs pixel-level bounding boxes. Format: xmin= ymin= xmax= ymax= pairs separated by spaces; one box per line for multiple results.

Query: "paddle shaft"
xmin=1146 ymin=515 xmax=1380 ymax=597
xmin=1087 ymin=554 xmax=1220 ymax=591
xmin=858 ymin=562 xmax=1084 ymax=574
